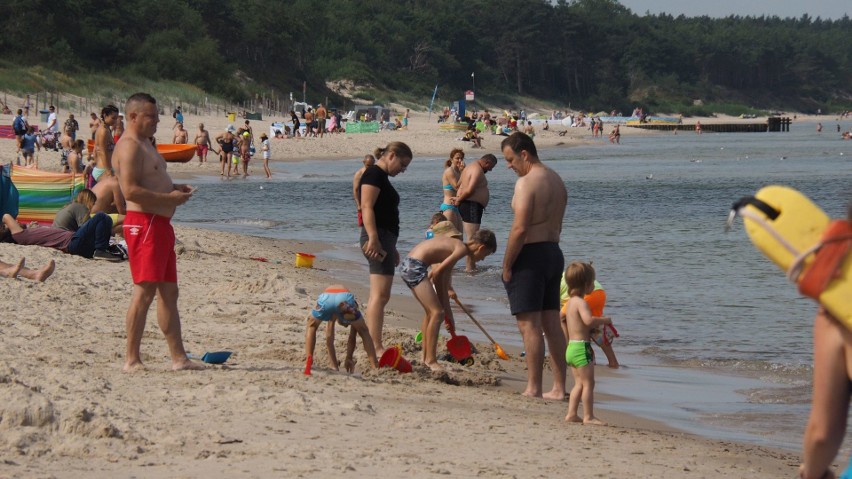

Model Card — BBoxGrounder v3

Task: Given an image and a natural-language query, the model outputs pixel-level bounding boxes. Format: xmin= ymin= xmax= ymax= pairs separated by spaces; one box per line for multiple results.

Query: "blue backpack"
xmin=12 ymin=116 xmax=25 ymax=134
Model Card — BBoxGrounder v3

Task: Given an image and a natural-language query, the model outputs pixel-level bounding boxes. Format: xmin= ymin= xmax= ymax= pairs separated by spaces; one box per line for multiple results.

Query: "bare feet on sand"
xmin=565 ymin=415 xmax=606 ymax=425
xmin=542 ymin=390 xmax=567 ymax=401
xmin=523 ymin=389 xmax=567 ymax=401
xmin=123 ymin=357 xmax=205 ymax=372
xmin=35 ymin=259 xmax=55 ymax=282
xmin=123 ymin=361 xmax=147 ymax=373
xmin=426 ymin=361 xmax=445 ymax=373
xmin=173 ymin=357 xmax=206 ymax=371
xmin=584 ymin=417 xmax=607 ymax=426
xmin=1 ymin=258 xmax=24 ymax=279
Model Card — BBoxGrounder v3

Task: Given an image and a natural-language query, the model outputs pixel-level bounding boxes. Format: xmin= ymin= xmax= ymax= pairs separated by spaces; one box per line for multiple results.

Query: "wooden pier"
xmin=625 ymin=117 xmax=792 ymax=133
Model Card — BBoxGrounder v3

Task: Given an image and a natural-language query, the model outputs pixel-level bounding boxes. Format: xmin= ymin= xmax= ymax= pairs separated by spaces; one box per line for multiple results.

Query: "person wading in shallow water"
xmin=501 ymin=132 xmax=568 ymax=400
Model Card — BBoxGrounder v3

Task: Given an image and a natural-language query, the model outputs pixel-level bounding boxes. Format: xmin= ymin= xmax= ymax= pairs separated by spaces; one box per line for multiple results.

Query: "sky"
xmin=617 ymin=0 xmax=849 ymax=20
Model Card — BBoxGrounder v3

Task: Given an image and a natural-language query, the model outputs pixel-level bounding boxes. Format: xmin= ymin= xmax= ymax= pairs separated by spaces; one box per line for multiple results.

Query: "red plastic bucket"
xmin=379 ymin=345 xmax=412 ymax=373
xmin=447 ymin=334 xmax=472 ymax=361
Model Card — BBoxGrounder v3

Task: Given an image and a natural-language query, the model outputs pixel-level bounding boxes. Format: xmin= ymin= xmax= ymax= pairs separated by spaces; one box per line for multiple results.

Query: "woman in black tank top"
xmin=358 ymin=141 xmax=413 ymax=355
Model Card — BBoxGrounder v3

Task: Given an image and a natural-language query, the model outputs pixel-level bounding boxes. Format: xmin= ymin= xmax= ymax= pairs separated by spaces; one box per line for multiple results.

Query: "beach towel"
xmin=0 ymin=124 xmax=38 ymax=139
xmin=0 ymin=163 xmax=19 ymax=218
xmin=9 ymin=165 xmax=84 ymax=224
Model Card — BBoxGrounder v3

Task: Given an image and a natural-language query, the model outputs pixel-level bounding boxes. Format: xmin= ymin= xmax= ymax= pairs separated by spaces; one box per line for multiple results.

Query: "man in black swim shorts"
xmin=451 ymin=153 xmax=497 ymax=272
xmin=501 ymin=132 xmax=568 ymax=400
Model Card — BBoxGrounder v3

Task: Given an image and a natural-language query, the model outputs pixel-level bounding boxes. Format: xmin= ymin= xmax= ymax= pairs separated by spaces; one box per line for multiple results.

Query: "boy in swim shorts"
xmin=304 ymin=285 xmax=379 ymax=375
xmin=400 ymin=229 xmax=497 ymax=372
xmin=563 ymin=261 xmax=612 ymax=426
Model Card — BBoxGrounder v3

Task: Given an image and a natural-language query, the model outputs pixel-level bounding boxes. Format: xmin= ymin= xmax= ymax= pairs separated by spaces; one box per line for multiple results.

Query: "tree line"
xmin=1 ymin=0 xmax=849 ymax=112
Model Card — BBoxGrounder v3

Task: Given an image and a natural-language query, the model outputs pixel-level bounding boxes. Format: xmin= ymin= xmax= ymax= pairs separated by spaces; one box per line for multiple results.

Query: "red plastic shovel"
xmin=445 ymin=316 xmax=474 ymax=366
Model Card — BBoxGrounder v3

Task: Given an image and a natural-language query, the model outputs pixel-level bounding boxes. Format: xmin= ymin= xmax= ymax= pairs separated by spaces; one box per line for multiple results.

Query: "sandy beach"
xmin=0 ymin=229 xmax=801 ymax=478
xmin=0 ymin=99 xmax=823 ymax=477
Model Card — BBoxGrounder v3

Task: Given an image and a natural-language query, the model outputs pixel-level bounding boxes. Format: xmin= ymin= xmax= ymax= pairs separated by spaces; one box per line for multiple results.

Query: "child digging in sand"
xmin=563 ymin=261 xmax=612 ymax=425
xmin=304 ymin=285 xmax=379 ymax=375
xmin=400 ymin=228 xmax=497 ymax=372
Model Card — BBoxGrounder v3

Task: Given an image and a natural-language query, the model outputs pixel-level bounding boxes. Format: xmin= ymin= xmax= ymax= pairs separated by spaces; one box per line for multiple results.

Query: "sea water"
xmin=176 ymin=122 xmax=852 ymax=451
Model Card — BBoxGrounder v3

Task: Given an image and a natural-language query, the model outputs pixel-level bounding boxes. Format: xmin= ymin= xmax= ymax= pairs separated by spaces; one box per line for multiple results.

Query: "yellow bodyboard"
xmin=741 ymin=185 xmax=851 ymax=330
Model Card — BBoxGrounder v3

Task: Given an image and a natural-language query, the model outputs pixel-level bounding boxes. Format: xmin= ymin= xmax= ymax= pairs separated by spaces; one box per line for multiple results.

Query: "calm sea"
xmin=176 ymin=121 xmax=852 ymax=451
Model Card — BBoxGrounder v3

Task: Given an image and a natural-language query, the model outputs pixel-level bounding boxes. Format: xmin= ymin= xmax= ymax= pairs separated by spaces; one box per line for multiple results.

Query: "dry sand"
xmin=0 ymin=99 xmax=812 ymax=477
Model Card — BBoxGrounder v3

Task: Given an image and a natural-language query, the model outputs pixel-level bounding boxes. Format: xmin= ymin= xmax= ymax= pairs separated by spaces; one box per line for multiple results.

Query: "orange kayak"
xmin=156 ymin=144 xmax=196 ymax=162
xmin=86 ymin=140 xmax=196 ymax=163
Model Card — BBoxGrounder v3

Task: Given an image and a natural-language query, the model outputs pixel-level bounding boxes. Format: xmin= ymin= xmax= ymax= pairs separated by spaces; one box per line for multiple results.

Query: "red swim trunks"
xmin=196 ymin=144 xmax=208 ymax=157
xmin=123 ymin=211 xmax=177 ymax=283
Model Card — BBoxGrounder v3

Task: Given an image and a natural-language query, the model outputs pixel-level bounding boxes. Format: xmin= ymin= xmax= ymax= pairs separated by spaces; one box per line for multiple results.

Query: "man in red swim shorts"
xmin=193 ymin=123 xmax=212 ymax=163
xmin=115 ymin=92 xmax=203 ymax=372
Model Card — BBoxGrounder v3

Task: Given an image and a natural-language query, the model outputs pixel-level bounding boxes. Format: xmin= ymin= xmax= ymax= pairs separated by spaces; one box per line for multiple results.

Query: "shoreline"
xmin=3 ymin=105 xmax=844 ymax=476
xmin=4 ymin=101 xmax=846 ymax=176
xmin=0 ymin=226 xmax=802 ymax=477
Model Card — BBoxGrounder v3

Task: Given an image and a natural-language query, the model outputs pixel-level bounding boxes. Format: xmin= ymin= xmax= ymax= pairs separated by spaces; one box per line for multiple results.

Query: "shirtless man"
xmin=93 ymin=105 xmax=119 ymax=183
xmin=88 ymin=112 xmax=99 ymax=140
xmin=316 ymin=103 xmax=328 ymax=138
xmin=91 ymin=174 xmax=126 ymax=234
xmin=501 ymin=132 xmax=568 ymax=400
xmin=193 ymin=123 xmax=212 ymax=163
xmin=304 ymin=108 xmax=315 ymax=137
xmin=114 ymin=92 xmax=202 ymax=372
xmin=352 ymin=154 xmax=376 ymax=226
xmin=450 ymin=153 xmax=497 ymax=272
xmin=59 ymin=128 xmax=74 ymax=172
xmin=172 ymin=123 xmax=189 ymax=144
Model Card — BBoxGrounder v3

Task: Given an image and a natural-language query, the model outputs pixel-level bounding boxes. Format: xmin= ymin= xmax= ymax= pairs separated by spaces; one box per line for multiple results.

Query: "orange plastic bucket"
xmin=295 ymin=252 xmax=315 ymax=268
xmin=379 ymin=345 xmax=412 ymax=373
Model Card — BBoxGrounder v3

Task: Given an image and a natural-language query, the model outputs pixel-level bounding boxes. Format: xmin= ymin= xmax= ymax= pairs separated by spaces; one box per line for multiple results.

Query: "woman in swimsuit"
xmin=440 ymin=148 xmax=465 ymax=232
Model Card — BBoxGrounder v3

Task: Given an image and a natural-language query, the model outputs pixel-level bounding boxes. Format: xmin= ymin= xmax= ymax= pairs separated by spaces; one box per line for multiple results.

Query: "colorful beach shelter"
xmin=9 ymin=165 xmax=84 ymax=224
xmin=0 ymin=163 xmax=19 ymax=218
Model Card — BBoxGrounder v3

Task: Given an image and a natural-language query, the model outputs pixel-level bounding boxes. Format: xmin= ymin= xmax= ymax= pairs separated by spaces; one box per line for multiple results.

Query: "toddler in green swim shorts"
xmin=563 ymin=261 xmax=612 ymax=426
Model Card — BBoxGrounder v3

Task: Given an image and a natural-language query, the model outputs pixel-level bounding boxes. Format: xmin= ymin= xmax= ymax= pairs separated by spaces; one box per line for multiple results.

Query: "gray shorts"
xmin=399 ymin=257 xmax=429 ymax=288
xmin=359 ymin=227 xmax=397 ymax=275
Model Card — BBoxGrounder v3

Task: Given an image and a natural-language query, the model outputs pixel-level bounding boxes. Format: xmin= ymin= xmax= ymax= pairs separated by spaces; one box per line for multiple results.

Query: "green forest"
xmin=1 ymin=0 xmax=850 ymax=114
